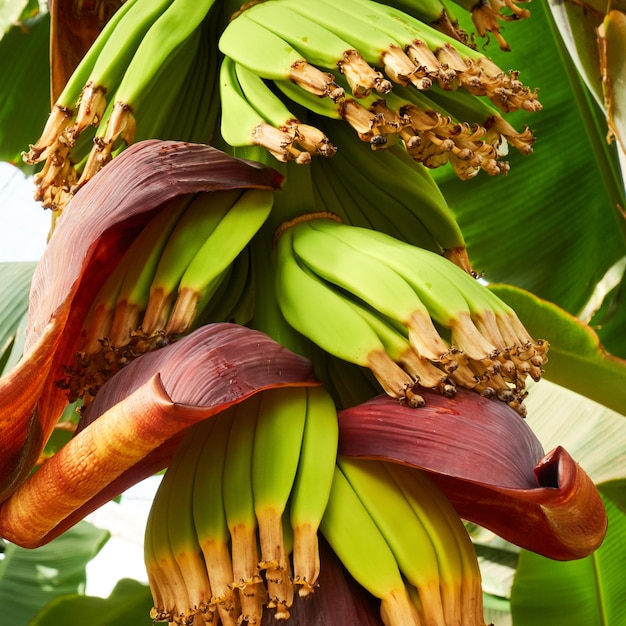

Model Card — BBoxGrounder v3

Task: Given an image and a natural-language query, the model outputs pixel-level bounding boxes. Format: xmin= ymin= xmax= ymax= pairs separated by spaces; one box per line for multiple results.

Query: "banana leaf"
xmin=524 ymin=379 xmax=626 ymax=492
xmin=510 ymin=495 xmax=626 ymax=625
xmin=30 ymin=578 xmax=154 ymax=626
xmin=0 ymin=520 xmax=109 ymax=626
xmin=0 ymin=261 xmax=35 ymax=374
xmin=0 ymin=8 xmax=50 ymax=169
xmin=0 ymin=0 xmax=39 ymax=33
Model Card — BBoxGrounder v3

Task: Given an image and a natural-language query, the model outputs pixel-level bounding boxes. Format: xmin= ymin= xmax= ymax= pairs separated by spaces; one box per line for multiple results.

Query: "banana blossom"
xmin=0 ymin=141 xmax=607 ymax=619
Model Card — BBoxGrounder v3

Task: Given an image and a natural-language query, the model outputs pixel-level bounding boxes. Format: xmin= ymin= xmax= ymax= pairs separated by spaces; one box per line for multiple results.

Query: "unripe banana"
xmin=107 ymin=195 xmax=191 ymax=347
xmin=320 ymin=464 xmax=423 ymax=626
xmin=23 ymin=0 xmax=143 ymax=165
xmin=290 ymin=219 xmax=451 ymax=362
xmin=222 ymin=394 xmax=265 ymax=623
xmin=305 ymin=0 xmax=539 ymax=111
xmin=165 ymin=188 xmax=274 ymax=336
xmin=219 ymin=55 xmax=311 ymax=164
xmin=163 ymin=425 xmax=214 ymax=624
xmin=289 ymin=386 xmax=339 ymax=596
xmin=385 ymin=463 xmax=468 ymax=625
xmin=218 ymin=12 xmax=344 ymax=100
xmin=100 ymin=0 xmax=219 ymax=138
xmin=140 ymin=189 xmax=242 ymax=335
xmin=192 ymin=410 xmax=240 ymax=626
xmin=274 ymin=225 xmax=423 ymax=406
xmin=71 ymin=0 xmax=178 ymax=139
xmin=234 ymin=62 xmax=336 ymax=158
xmin=338 ymin=456 xmax=447 ymax=626
xmin=241 ymin=1 xmax=392 ymax=97
xmin=252 ymin=387 xmax=308 ymax=618
xmin=144 ymin=451 xmax=196 ymax=624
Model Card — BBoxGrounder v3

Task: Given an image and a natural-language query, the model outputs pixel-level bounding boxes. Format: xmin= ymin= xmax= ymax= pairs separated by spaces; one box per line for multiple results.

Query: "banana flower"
xmin=0 ymin=140 xmax=607 ymax=623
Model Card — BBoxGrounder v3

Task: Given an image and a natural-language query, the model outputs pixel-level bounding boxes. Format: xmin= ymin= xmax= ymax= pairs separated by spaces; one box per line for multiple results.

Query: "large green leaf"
xmin=30 ymin=578 xmax=154 ymax=626
xmin=524 ymin=379 xmax=626 ymax=494
xmin=0 ymin=521 xmax=109 ymax=626
xmin=510 ymin=495 xmax=626 ymax=625
xmin=0 ymin=262 xmax=35 ymax=374
xmin=0 ymin=0 xmax=39 ymax=34
xmin=434 ymin=3 xmax=626 ymax=315
xmin=0 ymin=10 xmax=50 ymax=169
xmin=588 ymin=267 xmax=626 ymax=358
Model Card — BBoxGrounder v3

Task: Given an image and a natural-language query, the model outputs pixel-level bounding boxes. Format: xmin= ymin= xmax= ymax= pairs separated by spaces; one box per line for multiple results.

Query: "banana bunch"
xmin=274 ymin=216 xmax=547 ymax=415
xmin=321 ymin=456 xmax=487 ymax=626
xmin=144 ymin=385 xmax=339 ymax=624
xmin=218 ymin=0 xmax=539 ymax=175
xmin=59 ymin=187 xmax=274 ymax=408
xmin=23 ymin=0 xmax=223 ymax=211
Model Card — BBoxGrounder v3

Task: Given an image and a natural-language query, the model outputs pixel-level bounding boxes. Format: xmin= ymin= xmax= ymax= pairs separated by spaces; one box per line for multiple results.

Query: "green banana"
xmin=233 ymin=62 xmax=336 ymax=158
xmin=218 ymin=11 xmax=344 ymax=100
xmin=144 ymin=451 xmax=196 ymax=624
xmin=99 ymin=0 xmax=218 ymax=140
xmin=222 ymin=394 xmax=266 ymax=623
xmin=162 ymin=423 xmax=214 ymax=623
xmin=290 ymin=219 xmax=452 ymax=362
xmin=289 ymin=385 xmax=339 ymax=596
xmin=385 ymin=462 xmax=467 ymax=625
xmin=279 ymin=0 xmax=435 ymax=90
xmin=140 ymin=189 xmax=243 ymax=335
xmin=23 ymin=0 xmax=142 ymax=164
xmin=343 ymin=295 xmax=456 ymax=396
xmin=107 ymin=195 xmax=191 ymax=347
xmin=303 ymin=218 xmax=542 ymax=412
xmin=241 ymin=0 xmax=392 ymax=97
xmin=338 ymin=456 xmax=448 ymax=625
xmin=252 ymin=387 xmax=308 ymax=618
xmin=304 ymin=219 xmax=498 ymax=361
xmin=192 ymin=410 xmax=240 ymax=626
xmin=76 ymin=13 xmax=205 ymax=189
xmin=320 ymin=464 xmax=423 ymax=626
xmin=164 ymin=188 xmax=274 ymax=336
xmin=219 ymin=55 xmax=312 ymax=164
xmin=70 ymin=0 xmax=177 ymax=139
xmin=274 ymin=225 xmax=423 ymax=406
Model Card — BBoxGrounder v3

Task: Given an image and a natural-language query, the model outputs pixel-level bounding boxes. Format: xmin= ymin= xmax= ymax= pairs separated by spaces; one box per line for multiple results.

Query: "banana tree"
xmin=1 ymin=1 xmax=625 ymax=625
